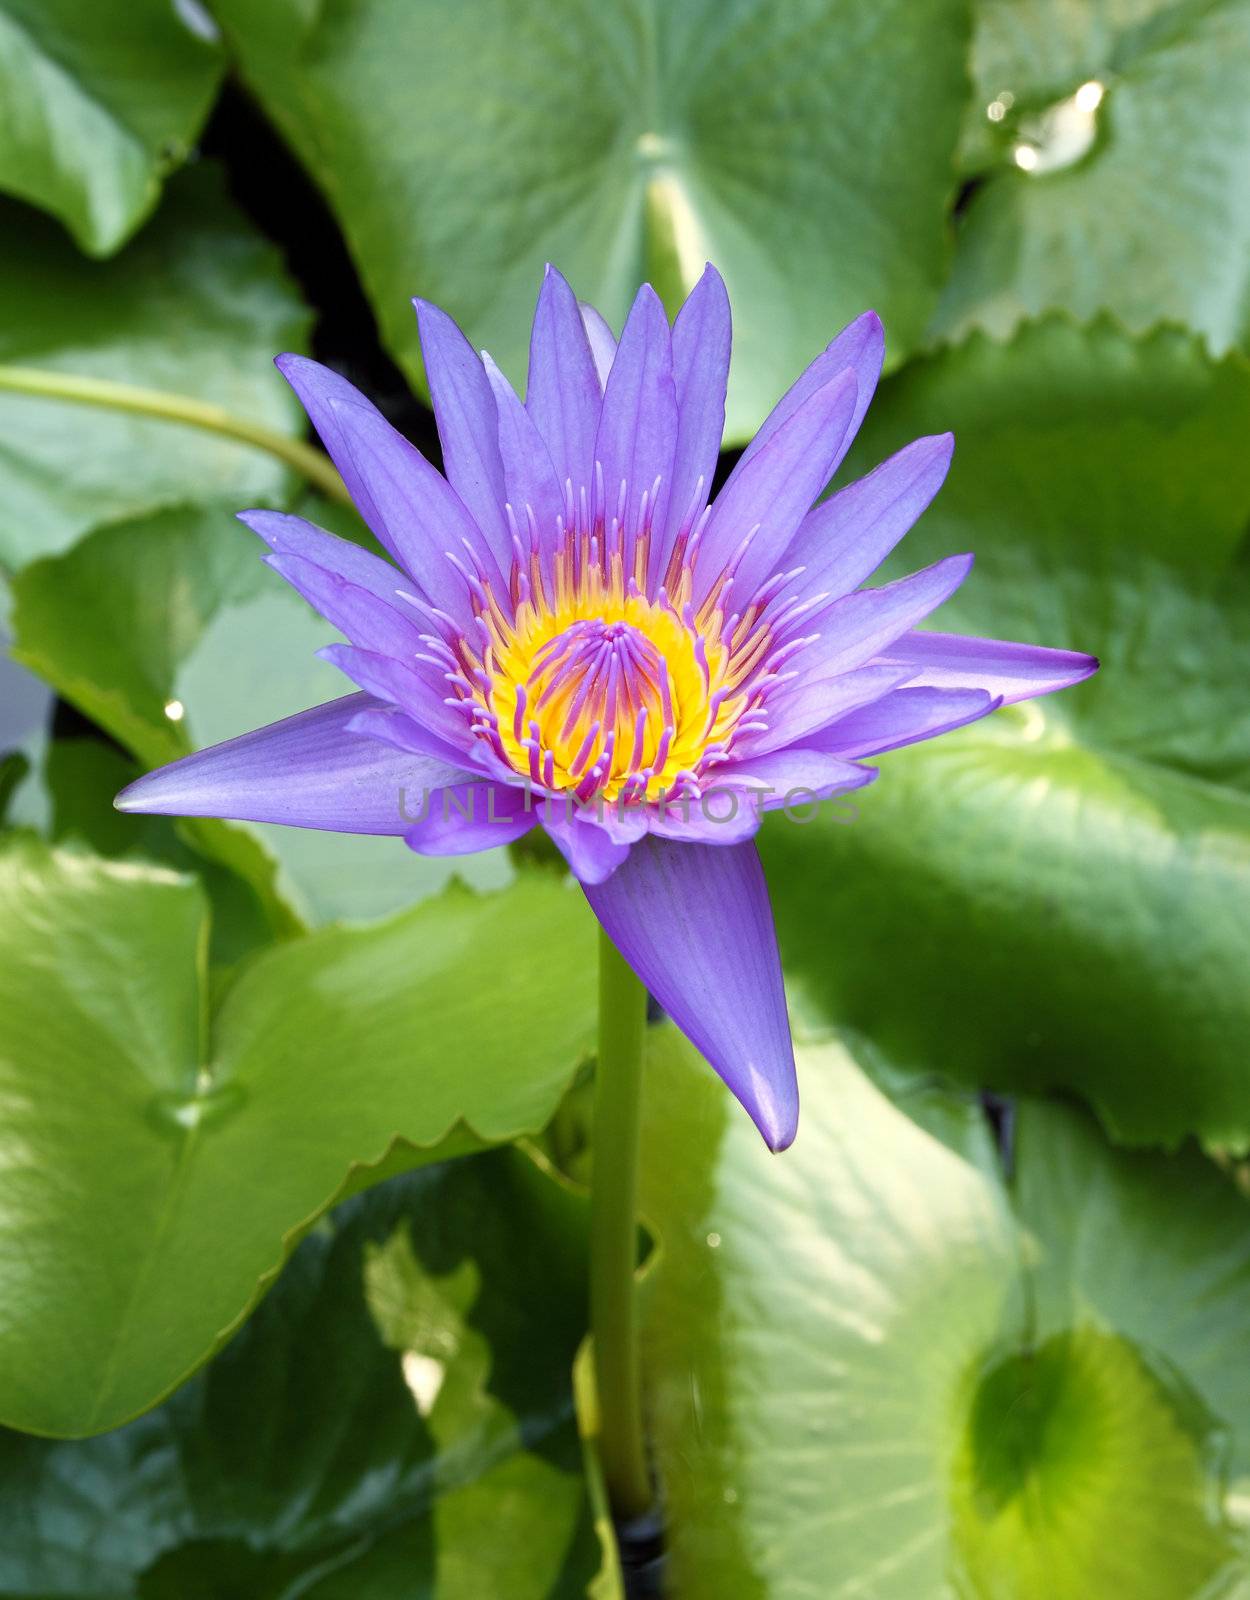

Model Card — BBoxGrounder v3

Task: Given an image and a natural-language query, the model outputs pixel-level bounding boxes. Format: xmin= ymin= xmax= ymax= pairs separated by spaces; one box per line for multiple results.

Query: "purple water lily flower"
xmin=116 ymin=266 xmax=1096 ymax=1151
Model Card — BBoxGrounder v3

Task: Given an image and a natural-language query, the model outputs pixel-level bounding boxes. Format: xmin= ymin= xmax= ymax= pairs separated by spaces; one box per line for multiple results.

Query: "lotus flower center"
xmin=488 ymin=584 xmax=748 ymax=802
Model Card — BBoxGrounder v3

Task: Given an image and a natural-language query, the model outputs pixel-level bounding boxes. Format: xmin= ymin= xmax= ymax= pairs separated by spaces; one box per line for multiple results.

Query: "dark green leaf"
xmin=0 ymin=165 xmax=309 ymax=571
xmin=0 ymin=1152 xmax=599 ymax=1597
xmin=935 ymin=0 xmax=1250 ymax=351
xmin=0 ymin=837 xmax=597 ymax=1436
xmin=0 ymin=0 xmax=223 ymax=254
xmin=766 ymin=321 xmax=1250 ymax=1147
xmin=213 ymin=0 xmax=971 ymax=441
xmin=639 ymin=1028 xmax=1250 ymax=1597
xmin=33 ymin=735 xmax=284 ymax=975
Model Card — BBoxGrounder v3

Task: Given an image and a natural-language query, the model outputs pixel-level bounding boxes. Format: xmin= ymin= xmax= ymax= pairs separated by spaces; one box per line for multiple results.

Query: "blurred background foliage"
xmin=0 ymin=1 xmax=1248 ymax=1595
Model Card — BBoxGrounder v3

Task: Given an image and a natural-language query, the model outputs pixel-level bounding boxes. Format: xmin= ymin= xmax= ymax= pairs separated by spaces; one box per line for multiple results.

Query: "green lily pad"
xmin=0 ymin=1151 xmax=600 ymax=1597
xmin=14 ymin=734 xmax=287 ymax=975
xmin=0 ymin=164 xmax=308 ymax=572
xmin=211 ymin=0 xmax=970 ymax=441
xmin=934 ymin=0 xmax=1250 ymax=352
xmin=0 ymin=0 xmax=223 ymax=255
xmin=11 ymin=500 xmax=509 ymax=925
xmin=0 ymin=836 xmax=597 ymax=1437
xmin=766 ymin=320 xmax=1250 ymax=1147
xmin=639 ymin=1028 xmax=1250 ymax=1598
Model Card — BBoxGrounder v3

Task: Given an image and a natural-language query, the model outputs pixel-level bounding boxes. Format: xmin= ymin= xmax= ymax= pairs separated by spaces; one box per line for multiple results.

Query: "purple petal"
xmin=542 ymin=809 xmax=632 ymax=884
xmin=527 ymin=265 xmax=603 ymax=499
xmin=809 ymin=686 xmax=998 ymax=758
xmin=741 ymin=662 xmax=911 ymax=757
xmin=583 ymin=839 xmax=798 ymax=1150
xmin=276 ymin=357 xmax=485 ymax=608
xmin=877 ymin=631 xmax=1100 ymax=704
xmin=712 ymin=749 xmax=878 ymax=804
xmin=483 ymin=353 xmax=565 ymax=559
xmin=646 ymin=789 xmax=763 ymax=844
xmin=796 ymin=553 xmax=974 ymax=682
xmin=325 ymin=397 xmax=487 ymax=626
xmin=579 ymin=302 xmax=617 ymax=390
xmin=317 ymin=643 xmax=470 ymax=751
xmin=657 ymin=265 xmax=731 ymax=576
xmin=541 ymin=796 xmax=650 ymax=847
xmin=264 ymin=552 xmax=425 ymax=658
xmin=786 ymin=434 xmax=954 ymax=599
xmin=114 ymin=694 xmax=467 ymax=834
xmin=345 ymin=702 xmax=472 ymax=767
xmin=595 ymin=284 xmax=677 ymax=561
xmin=405 ymin=781 xmax=535 ymax=856
xmin=274 ymin=356 xmax=397 ymax=554
xmin=239 ymin=510 xmax=406 ymax=607
xmin=695 ymin=371 xmax=859 ymax=604
xmin=413 ymin=298 xmax=511 ymax=573
xmin=734 ymin=310 xmax=884 ymax=476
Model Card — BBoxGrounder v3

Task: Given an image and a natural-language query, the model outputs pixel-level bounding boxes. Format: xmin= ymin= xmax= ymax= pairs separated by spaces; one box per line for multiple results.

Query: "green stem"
xmin=0 ymin=363 xmax=352 ymax=508
xmin=591 ymin=927 xmax=653 ymax=1521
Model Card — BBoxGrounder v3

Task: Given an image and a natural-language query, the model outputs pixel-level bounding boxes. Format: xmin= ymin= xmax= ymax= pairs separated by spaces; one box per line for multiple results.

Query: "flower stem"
xmin=0 ymin=363 xmax=352 ymax=508
xmin=591 ymin=926 xmax=653 ymax=1522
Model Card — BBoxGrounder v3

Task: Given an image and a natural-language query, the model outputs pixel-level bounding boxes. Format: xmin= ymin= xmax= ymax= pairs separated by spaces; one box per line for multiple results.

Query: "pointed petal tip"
xmin=701 ymin=266 xmax=730 ymax=317
xmin=744 ymin=1061 xmax=799 ymax=1151
xmin=630 ymin=280 xmax=666 ymax=316
xmin=764 ymin=1121 xmax=797 ymax=1154
xmin=113 ymin=769 xmax=175 ymax=816
xmin=839 ymin=309 xmax=884 ymax=349
xmin=235 ymin=508 xmax=288 ymax=548
xmin=411 ymin=294 xmax=465 ymax=336
xmin=668 ymin=265 xmax=730 ymax=344
xmin=831 ymin=310 xmax=885 ymax=373
xmin=936 ymin=550 xmax=976 ymax=599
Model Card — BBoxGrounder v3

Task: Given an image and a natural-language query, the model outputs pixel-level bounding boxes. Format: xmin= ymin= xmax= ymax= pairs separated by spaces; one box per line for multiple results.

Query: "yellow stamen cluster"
xmin=458 ymin=532 xmax=769 ymax=803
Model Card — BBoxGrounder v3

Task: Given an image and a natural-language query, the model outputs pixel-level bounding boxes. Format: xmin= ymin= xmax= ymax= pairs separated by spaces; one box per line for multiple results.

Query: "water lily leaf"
xmin=0 ymin=0 xmax=223 ymax=255
xmin=0 ymin=837 xmax=597 ymax=1437
xmin=11 ymin=734 xmax=286 ymax=977
xmin=766 ymin=320 xmax=1250 ymax=1147
xmin=0 ymin=1153 xmax=600 ymax=1597
xmin=11 ymin=500 xmax=509 ymax=925
xmin=0 ymin=163 xmax=308 ymax=572
xmin=211 ymin=0 xmax=971 ymax=441
xmin=934 ymin=0 xmax=1250 ymax=351
xmin=639 ymin=1028 xmax=1250 ymax=1598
